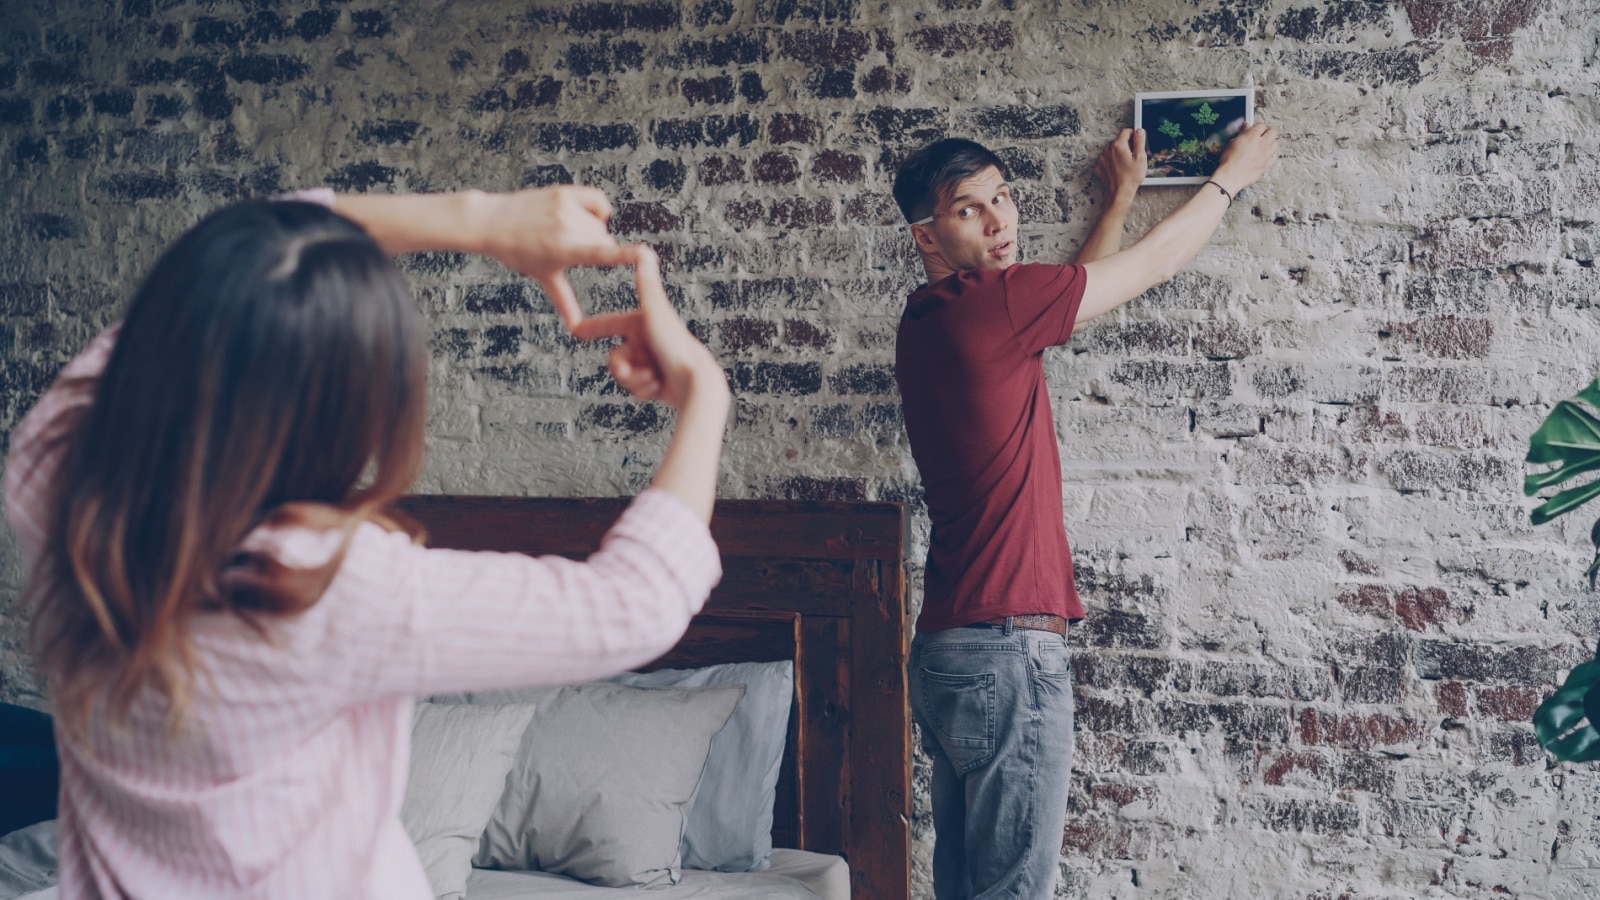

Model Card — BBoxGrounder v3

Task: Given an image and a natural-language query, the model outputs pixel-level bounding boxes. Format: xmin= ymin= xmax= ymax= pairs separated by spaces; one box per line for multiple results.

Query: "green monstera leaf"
xmin=1524 ymin=376 xmax=1600 ymax=762
xmin=1533 ymin=658 xmax=1600 ymax=762
xmin=1525 ymin=375 xmax=1600 ymax=578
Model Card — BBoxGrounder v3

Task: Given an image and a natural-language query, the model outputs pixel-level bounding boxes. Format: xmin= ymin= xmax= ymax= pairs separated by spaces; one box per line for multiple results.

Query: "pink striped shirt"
xmin=3 ymin=330 xmax=722 ymax=898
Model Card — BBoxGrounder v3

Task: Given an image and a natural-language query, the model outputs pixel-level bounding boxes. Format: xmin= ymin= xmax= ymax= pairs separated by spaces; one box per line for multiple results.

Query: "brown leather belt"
xmin=978 ymin=614 xmax=1068 ymax=636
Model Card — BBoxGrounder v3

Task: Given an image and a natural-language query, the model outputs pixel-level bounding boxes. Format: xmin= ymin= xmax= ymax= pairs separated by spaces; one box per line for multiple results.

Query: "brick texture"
xmin=1 ymin=1 xmax=1597 ymax=897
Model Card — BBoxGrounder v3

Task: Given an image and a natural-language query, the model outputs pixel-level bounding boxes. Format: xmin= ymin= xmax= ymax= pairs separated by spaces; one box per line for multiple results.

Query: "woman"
xmin=2 ymin=186 xmax=730 ymax=898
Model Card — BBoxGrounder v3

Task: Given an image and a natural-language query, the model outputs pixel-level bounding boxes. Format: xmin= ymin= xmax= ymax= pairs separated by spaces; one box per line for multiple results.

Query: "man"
xmin=894 ymin=123 xmax=1278 ymax=898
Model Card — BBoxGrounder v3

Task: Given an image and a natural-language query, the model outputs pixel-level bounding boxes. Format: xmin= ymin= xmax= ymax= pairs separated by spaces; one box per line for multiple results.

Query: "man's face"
xmin=911 ymin=165 xmax=1019 ymax=272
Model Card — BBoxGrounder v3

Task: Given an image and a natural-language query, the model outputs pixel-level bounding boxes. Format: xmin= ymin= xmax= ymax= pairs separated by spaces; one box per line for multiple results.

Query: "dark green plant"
xmin=1157 ymin=102 xmax=1222 ymax=166
xmin=1524 ymin=375 xmax=1600 ymax=761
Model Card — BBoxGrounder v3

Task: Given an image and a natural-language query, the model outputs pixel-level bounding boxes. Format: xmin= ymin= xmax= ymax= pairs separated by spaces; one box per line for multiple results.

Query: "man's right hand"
xmin=1094 ymin=128 xmax=1148 ymax=202
xmin=1212 ymin=122 xmax=1279 ymax=196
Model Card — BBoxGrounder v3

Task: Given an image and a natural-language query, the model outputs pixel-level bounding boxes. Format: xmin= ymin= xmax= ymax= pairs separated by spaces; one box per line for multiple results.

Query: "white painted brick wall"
xmin=1 ymin=1 xmax=1598 ymax=895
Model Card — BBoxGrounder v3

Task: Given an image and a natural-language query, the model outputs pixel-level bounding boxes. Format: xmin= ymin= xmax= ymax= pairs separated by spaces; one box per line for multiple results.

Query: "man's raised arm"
xmin=1074 ymin=122 xmax=1278 ymax=332
xmin=1073 ymin=128 xmax=1148 ymax=266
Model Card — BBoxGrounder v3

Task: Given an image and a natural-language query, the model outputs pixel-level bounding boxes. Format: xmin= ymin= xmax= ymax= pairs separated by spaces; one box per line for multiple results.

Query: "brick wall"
xmin=2 ymin=1 xmax=1598 ymax=896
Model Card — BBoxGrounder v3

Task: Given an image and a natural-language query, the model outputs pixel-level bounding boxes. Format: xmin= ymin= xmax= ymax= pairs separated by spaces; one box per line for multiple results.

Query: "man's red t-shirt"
xmin=895 ymin=263 xmax=1088 ymax=632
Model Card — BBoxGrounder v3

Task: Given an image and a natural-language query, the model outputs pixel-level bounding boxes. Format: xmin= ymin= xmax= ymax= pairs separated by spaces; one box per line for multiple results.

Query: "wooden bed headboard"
xmin=396 ymin=495 xmax=912 ymax=900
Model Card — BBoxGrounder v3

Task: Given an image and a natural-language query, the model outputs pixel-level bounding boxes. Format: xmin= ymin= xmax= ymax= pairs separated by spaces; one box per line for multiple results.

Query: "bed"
xmin=0 ymin=497 xmax=912 ymax=900
xmin=401 ymin=496 xmax=912 ymax=900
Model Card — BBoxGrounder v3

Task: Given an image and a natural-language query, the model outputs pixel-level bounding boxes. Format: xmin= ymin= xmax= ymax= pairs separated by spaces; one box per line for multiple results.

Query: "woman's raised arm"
xmin=332 ymin=187 xmax=637 ymax=328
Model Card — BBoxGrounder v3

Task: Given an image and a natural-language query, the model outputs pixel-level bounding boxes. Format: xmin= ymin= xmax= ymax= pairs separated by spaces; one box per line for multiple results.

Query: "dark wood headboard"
xmin=397 ymin=495 xmax=912 ymax=900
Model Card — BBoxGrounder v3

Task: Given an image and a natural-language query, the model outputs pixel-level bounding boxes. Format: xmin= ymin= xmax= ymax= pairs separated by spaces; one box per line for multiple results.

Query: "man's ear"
xmin=911 ymin=224 xmax=939 ymax=254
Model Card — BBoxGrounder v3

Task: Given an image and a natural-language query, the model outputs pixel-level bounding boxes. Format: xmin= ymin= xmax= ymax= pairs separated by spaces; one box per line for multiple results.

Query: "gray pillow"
xmin=0 ymin=819 xmax=58 ymax=899
xmin=612 ymin=661 xmax=794 ymax=872
xmin=466 ymin=683 xmax=744 ymax=888
xmin=401 ymin=702 xmax=537 ymax=900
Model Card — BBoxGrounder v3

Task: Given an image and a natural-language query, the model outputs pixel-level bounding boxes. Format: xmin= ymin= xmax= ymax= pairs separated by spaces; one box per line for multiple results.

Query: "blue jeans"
xmin=909 ymin=621 xmax=1075 ymax=899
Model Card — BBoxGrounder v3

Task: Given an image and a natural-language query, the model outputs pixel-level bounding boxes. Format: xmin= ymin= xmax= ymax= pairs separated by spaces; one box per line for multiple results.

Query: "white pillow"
xmin=464 ymin=682 xmax=744 ymax=887
xmin=402 ymin=702 xmax=537 ymax=900
xmin=611 ymin=661 xmax=794 ymax=872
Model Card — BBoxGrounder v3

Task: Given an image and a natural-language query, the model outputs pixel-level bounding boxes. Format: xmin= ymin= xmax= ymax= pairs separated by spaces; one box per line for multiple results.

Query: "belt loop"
xmin=1002 ymin=616 xmax=1014 ymax=636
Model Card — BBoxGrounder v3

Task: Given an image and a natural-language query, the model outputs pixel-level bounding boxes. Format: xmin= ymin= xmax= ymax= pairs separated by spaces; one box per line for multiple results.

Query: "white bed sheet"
xmin=465 ymin=849 xmax=849 ymax=900
xmin=1 ymin=824 xmax=850 ymax=900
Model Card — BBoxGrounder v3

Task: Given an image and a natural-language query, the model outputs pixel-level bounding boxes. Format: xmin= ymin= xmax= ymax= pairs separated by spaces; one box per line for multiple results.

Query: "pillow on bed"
xmin=611 ymin=661 xmax=794 ymax=872
xmin=402 ymin=702 xmax=538 ymax=900
xmin=465 ymin=683 xmax=743 ymax=888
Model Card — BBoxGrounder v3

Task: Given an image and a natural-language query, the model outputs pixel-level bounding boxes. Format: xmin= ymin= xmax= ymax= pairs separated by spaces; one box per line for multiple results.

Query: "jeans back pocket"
xmin=919 ymin=670 xmax=997 ymax=774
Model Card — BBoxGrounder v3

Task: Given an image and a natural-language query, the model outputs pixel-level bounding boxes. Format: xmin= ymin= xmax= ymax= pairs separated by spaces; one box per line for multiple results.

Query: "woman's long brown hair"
xmin=27 ymin=199 xmax=427 ymax=736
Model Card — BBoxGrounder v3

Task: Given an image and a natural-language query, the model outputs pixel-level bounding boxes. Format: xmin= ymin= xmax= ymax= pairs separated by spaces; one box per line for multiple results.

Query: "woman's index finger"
xmin=633 ymin=245 xmax=673 ymax=315
xmin=571 ymin=310 xmax=641 ymax=341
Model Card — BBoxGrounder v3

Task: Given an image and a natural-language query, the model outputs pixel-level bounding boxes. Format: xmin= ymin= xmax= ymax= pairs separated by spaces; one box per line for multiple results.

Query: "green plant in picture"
xmin=1159 ymin=103 xmax=1222 ymax=164
xmin=1524 ymin=375 xmax=1600 ymax=761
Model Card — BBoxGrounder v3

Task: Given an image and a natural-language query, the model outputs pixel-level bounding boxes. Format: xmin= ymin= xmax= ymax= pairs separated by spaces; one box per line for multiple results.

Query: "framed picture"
xmin=1133 ymin=89 xmax=1254 ymax=185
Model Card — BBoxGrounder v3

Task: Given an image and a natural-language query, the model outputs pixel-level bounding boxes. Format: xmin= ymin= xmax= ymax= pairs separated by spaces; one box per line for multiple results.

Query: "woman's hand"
xmin=478 ymin=186 xmax=639 ymax=329
xmin=1094 ymin=128 xmax=1147 ymax=202
xmin=333 ymin=186 xmax=635 ymax=328
xmin=573 ymin=246 xmax=728 ymax=522
xmin=571 ymin=246 xmax=728 ymax=411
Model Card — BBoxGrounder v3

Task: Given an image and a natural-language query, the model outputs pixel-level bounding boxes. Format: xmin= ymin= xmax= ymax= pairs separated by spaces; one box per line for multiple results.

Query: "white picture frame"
xmin=1133 ymin=88 xmax=1255 ymax=186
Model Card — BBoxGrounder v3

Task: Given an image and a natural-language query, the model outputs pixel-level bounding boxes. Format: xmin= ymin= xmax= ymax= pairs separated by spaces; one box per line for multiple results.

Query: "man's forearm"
xmin=1072 ymin=190 xmax=1137 ymax=265
xmin=1074 ymin=182 xmax=1232 ymax=329
xmin=1123 ymin=181 xmax=1232 ymax=281
xmin=1072 ymin=123 xmax=1276 ymax=331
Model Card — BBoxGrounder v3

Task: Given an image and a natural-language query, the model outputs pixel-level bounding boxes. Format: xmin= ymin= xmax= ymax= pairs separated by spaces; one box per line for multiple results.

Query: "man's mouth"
xmin=988 ymin=240 xmax=1013 ymax=257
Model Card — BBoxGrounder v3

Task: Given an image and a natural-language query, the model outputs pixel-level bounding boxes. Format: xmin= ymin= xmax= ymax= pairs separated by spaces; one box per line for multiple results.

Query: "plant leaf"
xmin=1525 ymin=379 xmax=1600 ymax=528
xmin=1533 ymin=656 xmax=1600 ymax=761
xmin=1574 ymin=378 xmax=1600 ymax=411
xmin=1526 ymin=400 xmax=1600 ymax=464
xmin=1524 ymin=451 xmax=1600 ymax=492
xmin=1530 ymin=477 xmax=1600 ymax=526
xmin=1526 ymin=386 xmax=1600 ymax=462
xmin=1548 ymin=726 xmax=1600 ymax=762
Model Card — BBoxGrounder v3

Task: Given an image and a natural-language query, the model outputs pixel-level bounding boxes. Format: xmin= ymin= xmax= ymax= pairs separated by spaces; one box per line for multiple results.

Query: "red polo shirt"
xmin=895 ymin=263 xmax=1088 ymax=632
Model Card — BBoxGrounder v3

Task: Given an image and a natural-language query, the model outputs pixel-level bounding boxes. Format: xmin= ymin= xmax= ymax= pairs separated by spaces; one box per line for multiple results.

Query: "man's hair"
xmin=892 ymin=138 xmax=1009 ymax=224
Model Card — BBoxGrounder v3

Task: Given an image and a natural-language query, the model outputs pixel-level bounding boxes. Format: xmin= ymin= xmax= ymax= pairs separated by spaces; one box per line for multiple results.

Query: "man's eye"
xmin=995 ymin=193 xmax=1010 ymax=205
xmin=957 ymin=206 xmax=977 ymax=219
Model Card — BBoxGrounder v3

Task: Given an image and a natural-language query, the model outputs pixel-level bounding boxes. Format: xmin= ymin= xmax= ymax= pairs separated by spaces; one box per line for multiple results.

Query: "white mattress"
xmin=465 ymin=849 xmax=850 ymax=900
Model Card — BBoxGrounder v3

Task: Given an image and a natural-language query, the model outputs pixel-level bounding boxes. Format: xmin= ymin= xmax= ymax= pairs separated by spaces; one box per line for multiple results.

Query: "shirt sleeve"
xmin=1003 ymin=263 xmax=1087 ymax=355
xmin=272 ymin=187 xmax=337 ymax=209
xmin=3 ymin=326 xmax=120 ymax=567
xmin=267 ymin=488 xmax=723 ymax=701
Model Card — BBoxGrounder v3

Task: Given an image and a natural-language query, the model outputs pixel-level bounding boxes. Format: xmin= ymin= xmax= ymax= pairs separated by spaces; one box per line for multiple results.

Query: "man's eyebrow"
xmin=945 ymin=182 xmax=1010 ymax=207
